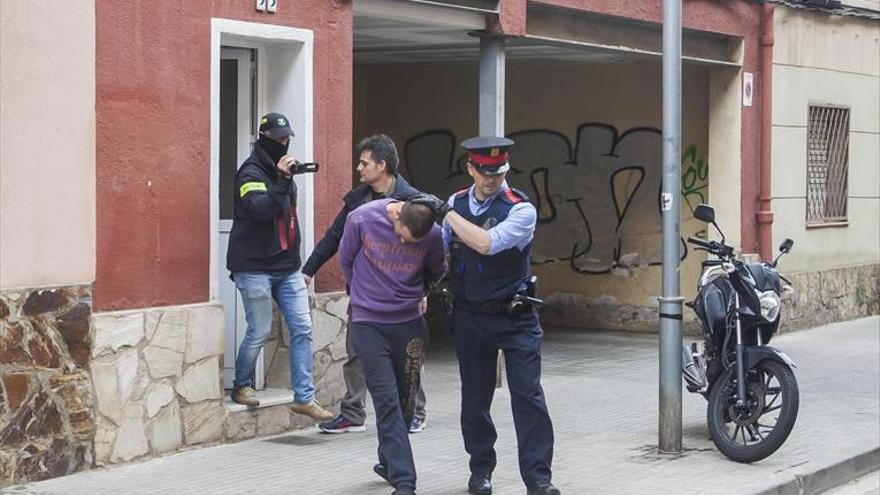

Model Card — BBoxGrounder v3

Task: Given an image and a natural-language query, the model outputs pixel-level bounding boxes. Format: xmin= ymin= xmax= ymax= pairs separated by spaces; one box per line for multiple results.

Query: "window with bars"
xmin=806 ymin=105 xmax=850 ymax=224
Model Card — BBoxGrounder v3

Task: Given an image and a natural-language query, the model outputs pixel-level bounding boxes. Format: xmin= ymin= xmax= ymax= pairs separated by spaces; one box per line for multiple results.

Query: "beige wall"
xmin=844 ymin=1 xmax=880 ymax=11
xmin=355 ymin=60 xmax=712 ymax=306
xmin=0 ymin=1 xmax=96 ymax=290
xmin=771 ymin=7 xmax=880 ymax=273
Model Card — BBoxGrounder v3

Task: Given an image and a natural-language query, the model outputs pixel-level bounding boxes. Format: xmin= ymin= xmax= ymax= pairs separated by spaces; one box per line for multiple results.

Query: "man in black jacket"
xmin=227 ymin=112 xmax=333 ymax=422
xmin=302 ymin=134 xmax=428 ymax=434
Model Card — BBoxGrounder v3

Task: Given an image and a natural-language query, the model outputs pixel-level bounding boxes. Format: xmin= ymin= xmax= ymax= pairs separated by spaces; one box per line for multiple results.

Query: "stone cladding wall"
xmin=540 ymin=263 xmax=879 ymax=334
xmin=89 ymin=303 xmax=226 ymax=466
xmin=226 ymin=293 xmax=349 ymax=441
xmin=1 ymin=291 xmax=349 ymax=485
xmin=0 ymin=286 xmax=95 ymax=485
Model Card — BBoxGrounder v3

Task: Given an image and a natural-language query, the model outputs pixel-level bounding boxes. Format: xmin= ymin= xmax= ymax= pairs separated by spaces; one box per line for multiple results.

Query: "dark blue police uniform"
xmin=445 ymin=137 xmax=557 ymax=495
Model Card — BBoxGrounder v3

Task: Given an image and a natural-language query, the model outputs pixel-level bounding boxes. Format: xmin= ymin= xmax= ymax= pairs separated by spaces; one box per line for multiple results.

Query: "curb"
xmin=756 ymin=448 xmax=880 ymax=495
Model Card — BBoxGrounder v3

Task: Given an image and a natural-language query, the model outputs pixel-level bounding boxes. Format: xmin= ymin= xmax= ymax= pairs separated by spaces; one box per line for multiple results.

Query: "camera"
xmin=291 ymin=161 xmax=319 ymax=175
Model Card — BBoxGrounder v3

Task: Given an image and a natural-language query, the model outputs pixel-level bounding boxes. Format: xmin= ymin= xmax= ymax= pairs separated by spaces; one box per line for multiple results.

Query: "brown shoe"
xmin=232 ymin=386 xmax=260 ymax=407
xmin=290 ymin=400 xmax=334 ymax=421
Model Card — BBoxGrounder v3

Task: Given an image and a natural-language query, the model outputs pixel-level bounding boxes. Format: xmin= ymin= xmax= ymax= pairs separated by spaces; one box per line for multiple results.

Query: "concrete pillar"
xmin=479 ymin=35 xmax=505 ymax=136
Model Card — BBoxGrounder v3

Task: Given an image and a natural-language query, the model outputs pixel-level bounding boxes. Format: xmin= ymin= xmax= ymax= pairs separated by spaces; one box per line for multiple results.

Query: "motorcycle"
xmin=682 ymin=203 xmax=799 ymax=463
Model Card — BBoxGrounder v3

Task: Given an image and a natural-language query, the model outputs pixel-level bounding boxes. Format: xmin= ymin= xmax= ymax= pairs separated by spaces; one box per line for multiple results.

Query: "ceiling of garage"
xmin=354 ymin=14 xmax=630 ymax=65
xmin=352 ymin=0 xmax=740 ymax=67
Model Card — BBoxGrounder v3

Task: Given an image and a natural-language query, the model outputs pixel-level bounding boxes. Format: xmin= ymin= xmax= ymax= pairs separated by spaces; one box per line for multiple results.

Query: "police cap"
xmin=461 ymin=136 xmax=514 ymax=175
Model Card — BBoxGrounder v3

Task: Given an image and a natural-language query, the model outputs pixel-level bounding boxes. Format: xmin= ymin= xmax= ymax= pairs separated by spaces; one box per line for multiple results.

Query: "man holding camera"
xmin=226 ymin=112 xmax=332 ymax=422
xmin=412 ymin=136 xmax=560 ymax=495
xmin=302 ymin=135 xmax=429 ymax=435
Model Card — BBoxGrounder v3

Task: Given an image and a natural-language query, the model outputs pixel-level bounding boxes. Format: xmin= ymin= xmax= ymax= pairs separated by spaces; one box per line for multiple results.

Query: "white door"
xmin=219 ymin=47 xmax=265 ymax=390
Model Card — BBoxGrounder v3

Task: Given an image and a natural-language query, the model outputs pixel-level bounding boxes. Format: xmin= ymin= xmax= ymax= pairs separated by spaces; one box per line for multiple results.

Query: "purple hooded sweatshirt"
xmin=339 ymin=198 xmax=447 ymax=324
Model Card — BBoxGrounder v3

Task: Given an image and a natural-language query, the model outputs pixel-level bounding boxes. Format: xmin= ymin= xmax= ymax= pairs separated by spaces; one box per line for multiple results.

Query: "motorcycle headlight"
xmin=759 ymin=290 xmax=781 ymax=321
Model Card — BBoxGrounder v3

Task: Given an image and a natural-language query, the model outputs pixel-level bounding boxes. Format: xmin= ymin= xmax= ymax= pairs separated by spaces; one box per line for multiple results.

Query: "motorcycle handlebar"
xmin=687 ymin=236 xmax=711 ymax=248
xmin=687 ymin=236 xmax=734 ymax=258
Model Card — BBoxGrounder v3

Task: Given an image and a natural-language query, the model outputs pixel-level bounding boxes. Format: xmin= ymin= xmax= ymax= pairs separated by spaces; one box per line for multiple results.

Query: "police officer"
xmin=411 ymin=137 xmax=560 ymax=495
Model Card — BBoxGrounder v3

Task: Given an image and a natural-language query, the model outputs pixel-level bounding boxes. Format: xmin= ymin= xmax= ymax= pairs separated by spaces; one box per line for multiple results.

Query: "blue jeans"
xmin=233 ymin=269 xmax=315 ymax=404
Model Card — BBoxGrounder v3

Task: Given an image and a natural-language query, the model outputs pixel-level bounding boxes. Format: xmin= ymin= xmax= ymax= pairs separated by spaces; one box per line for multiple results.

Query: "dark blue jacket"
xmin=302 ymin=175 xmax=419 ymax=277
xmin=226 ymin=143 xmax=301 ymax=273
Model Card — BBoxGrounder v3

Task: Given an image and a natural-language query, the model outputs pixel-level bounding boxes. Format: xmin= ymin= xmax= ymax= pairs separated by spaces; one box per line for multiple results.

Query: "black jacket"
xmin=302 ymin=175 xmax=419 ymax=277
xmin=226 ymin=144 xmax=301 ymax=273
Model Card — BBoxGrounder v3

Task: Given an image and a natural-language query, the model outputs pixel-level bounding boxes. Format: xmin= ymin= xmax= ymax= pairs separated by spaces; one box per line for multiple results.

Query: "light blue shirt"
xmin=442 ymin=182 xmax=536 ymax=255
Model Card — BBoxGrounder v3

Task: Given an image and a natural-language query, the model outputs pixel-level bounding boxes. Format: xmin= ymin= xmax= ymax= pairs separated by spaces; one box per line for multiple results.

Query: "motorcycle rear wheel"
xmin=707 ymin=359 xmax=799 ymax=463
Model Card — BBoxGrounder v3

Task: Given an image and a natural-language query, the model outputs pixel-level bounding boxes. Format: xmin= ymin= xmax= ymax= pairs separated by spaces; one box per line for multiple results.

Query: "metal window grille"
xmin=806 ymin=105 xmax=849 ymax=224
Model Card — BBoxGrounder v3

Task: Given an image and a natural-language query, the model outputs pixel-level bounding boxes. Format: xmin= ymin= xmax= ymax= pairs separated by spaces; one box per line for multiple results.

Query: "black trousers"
xmin=453 ymin=308 xmax=555 ymax=486
xmin=352 ymin=317 xmax=428 ymax=491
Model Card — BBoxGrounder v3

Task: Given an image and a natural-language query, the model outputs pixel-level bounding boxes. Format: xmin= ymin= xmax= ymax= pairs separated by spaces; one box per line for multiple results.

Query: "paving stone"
xmin=225 ymin=411 xmax=256 ymax=442
xmin=143 ymin=346 xmax=183 ymax=379
xmin=92 ymin=313 xmax=144 ymax=357
xmin=328 ymin=327 xmax=348 ymax=361
xmin=147 ymin=399 xmax=182 ymax=455
xmin=181 ymin=401 xmax=224 ymax=445
xmin=22 ymin=289 xmax=72 ymax=317
xmin=54 ymin=303 xmax=92 ymax=368
xmin=144 ymin=310 xmax=162 ymax=342
xmin=311 ymin=310 xmax=342 ymax=351
xmin=176 ymin=357 xmax=221 ymax=404
xmin=92 ymin=416 xmax=116 ymax=466
xmin=1 ymin=372 xmax=32 ymax=411
xmin=145 ymin=381 xmax=175 ymax=418
xmin=323 ymin=295 xmax=350 ymax=321
xmin=184 ymin=306 xmax=224 ymax=364
xmin=149 ymin=309 xmax=187 ymax=352
xmin=256 ymin=406 xmax=290 ymax=436
xmin=110 ymin=401 xmax=148 ymax=463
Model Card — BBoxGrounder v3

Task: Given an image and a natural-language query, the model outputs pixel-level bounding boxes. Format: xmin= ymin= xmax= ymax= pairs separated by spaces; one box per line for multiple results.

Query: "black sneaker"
xmin=318 ymin=413 xmax=366 ymax=433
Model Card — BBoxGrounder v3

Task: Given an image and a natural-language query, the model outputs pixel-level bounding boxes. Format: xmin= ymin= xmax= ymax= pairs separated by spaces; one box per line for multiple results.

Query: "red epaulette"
xmin=502 ymin=188 xmax=528 ymax=204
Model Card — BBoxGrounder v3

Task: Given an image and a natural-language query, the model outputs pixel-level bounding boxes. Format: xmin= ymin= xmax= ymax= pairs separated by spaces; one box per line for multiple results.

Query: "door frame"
xmin=219 ymin=46 xmax=261 ymax=389
xmin=210 ymin=19 xmax=315 ymax=301
xmin=210 ymin=20 xmax=315 ymax=389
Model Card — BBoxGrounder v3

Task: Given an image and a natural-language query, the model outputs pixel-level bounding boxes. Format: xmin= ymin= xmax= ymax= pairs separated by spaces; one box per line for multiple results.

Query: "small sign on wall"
xmin=256 ymin=0 xmax=266 ymax=11
xmin=743 ymin=72 xmax=754 ymax=107
xmin=268 ymin=0 xmax=277 ymax=12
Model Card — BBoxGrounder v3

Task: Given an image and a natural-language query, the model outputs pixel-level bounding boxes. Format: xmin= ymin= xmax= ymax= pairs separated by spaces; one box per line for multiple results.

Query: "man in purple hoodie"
xmin=339 ymin=198 xmax=446 ymax=495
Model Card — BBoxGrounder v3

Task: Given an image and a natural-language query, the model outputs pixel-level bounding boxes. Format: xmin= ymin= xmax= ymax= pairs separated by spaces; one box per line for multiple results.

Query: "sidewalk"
xmin=4 ymin=317 xmax=878 ymax=495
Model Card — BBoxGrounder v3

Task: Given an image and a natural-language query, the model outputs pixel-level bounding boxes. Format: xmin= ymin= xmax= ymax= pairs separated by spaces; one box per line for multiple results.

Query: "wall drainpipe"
xmin=757 ymin=2 xmax=775 ymax=261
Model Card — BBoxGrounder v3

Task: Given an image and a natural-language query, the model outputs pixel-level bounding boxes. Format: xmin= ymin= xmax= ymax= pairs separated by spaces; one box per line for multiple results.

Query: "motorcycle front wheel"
xmin=707 ymin=359 xmax=799 ymax=463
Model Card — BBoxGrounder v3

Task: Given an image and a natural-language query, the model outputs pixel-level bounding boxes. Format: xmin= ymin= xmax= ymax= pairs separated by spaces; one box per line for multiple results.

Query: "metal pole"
xmin=659 ymin=0 xmax=683 ymax=454
xmin=479 ymin=34 xmax=505 ymax=137
xmin=479 ymin=33 xmax=506 ymax=387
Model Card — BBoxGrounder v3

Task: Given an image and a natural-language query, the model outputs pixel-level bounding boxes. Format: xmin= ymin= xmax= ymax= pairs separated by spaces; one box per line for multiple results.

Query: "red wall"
xmin=530 ymin=0 xmax=762 ymax=254
xmin=94 ymin=0 xmax=352 ymax=311
xmin=95 ymin=0 xmax=760 ymax=311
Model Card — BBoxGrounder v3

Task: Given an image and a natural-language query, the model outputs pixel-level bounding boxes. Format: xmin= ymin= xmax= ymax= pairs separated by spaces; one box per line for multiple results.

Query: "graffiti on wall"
xmin=401 ymin=124 xmax=708 ymax=275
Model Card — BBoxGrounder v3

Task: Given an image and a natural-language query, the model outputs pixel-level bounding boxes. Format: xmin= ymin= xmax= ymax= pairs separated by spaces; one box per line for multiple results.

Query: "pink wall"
xmin=0 ymin=1 xmax=96 ymax=290
xmin=94 ymin=1 xmax=352 ymax=310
